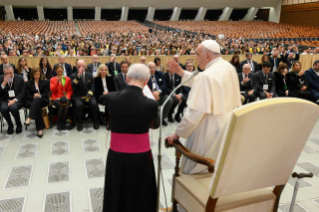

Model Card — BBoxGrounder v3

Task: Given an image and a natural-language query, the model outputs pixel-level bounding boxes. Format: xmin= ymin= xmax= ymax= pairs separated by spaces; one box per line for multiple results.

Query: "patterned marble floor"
xmin=0 ymin=110 xmax=318 ymax=212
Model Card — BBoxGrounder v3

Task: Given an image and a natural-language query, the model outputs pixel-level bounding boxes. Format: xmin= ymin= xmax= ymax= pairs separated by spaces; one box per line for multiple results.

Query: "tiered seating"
xmin=153 ymin=21 xmax=319 ymax=39
xmin=0 ymin=21 xmax=77 ymax=35
xmin=77 ymin=21 xmax=149 ymax=35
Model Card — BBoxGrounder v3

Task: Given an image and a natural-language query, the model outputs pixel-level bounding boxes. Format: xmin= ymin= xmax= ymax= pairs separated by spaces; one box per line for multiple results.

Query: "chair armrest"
xmin=165 ymin=139 xmax=215 ymax=173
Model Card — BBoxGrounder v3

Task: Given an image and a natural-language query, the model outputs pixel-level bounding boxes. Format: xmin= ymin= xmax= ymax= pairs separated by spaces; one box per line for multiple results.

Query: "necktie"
xmin=83 ymin=74 xmax=85 ymax=83
xmin=124 ymin=74 xmax=127 ymax=84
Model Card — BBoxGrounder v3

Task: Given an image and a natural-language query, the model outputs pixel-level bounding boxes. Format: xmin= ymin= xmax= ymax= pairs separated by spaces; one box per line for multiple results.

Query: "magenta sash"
xmin=110 ymin=132 xmax=150 ymax=153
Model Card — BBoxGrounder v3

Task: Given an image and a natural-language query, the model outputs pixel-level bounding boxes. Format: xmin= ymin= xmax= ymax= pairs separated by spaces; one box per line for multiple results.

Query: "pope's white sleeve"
xmin=181 ymin=70 xmax=194 ymax=87
xmin=176 ymin=108 xmax=205 ymax=138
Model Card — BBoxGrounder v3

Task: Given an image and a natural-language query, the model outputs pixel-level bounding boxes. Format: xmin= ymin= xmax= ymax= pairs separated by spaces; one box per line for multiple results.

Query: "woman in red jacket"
xmin=50 ymin=65 xmax=73 ymax=130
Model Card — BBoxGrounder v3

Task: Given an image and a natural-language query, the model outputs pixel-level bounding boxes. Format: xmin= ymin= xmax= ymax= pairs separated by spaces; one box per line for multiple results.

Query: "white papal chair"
xmin=166 ymin=98 xmax=319 ymax=212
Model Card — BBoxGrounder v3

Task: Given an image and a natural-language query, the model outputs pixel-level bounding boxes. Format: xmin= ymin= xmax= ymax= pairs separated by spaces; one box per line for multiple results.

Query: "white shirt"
xmin=60 ymin=63 xmax=66 ymax=76
xmin=102 ymin=77 xmax=108 ymax=92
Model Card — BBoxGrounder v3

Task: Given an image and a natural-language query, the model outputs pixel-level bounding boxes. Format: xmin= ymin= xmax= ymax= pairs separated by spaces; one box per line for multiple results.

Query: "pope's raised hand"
xmin=167 ymin=60 xmax=184 ymax=77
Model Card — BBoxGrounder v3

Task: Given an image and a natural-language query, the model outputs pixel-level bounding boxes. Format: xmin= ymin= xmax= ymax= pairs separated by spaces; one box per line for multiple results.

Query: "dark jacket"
xmin=164 ymin=72 xmax=182 ymax=94
xmin=274 ymin=72 xmax=288 ymax=93
xmin=41 ymin=65 xmax=53 ymax=80
xmin=287 ymin=71 xmax=309 ymax=96
xmin=238 ymin=73 xmax=257 ymax=93
xmin=94 ymin=75 xmax=115 ymax=99
xmin=254 ymin=71 xmax=276 ymax=94
xmin=87 ymin=62 xmax=101 ymax=75
xmin=282 ymin=52 xmax=300 ymax=71
xmin=304 ymin=68 xmax=319 ymax=92
xmin=147 ymin=71 xmax=167 ymax=94
xmin=25 ymin=79 xmax=50 ymax=107
xmin=0 ymin=74 xmax=25 ymax=103
xmin=70 ymin=71 xmax=95 ymax=99
xmin=269 ymin=56 xmax=283 ymax=71
xmin=114 ymin=72 xmax=128 ymax=91
xmin=240 ymin=60 xmax=259 ymax=73
xmin=106 ymin=62 xmax=121 ymax=76
xmin=53 ymin=63 xmax=72 ymax=77
xmin=17 ymin=67 xmax=31 ymax=81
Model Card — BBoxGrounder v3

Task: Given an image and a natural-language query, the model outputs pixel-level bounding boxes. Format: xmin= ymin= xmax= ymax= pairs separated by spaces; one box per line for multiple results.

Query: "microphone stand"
xmin=156 ymin=70 xmax=199 ymax=211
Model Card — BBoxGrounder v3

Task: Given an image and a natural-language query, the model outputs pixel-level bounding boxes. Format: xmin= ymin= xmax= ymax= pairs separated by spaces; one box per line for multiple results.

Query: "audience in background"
xmin=255 ymin=62 xmax=277 ymax=99
xmin=240 ymin=53 xmax=258 ymax=74
xmin=230 ymin=55 xmax=241 ymax=73
xmin=238 ymin=64 xmax=257 ymax=104
xmin=305 ymin=60 xmax=319 ymax=104
xmin=39 ymin=57 xmax=53 ymax=80
xmin=274 ymin=63 xmax=292 ymax=97
xmin=53 ymin=55 xmax=72 ymax=77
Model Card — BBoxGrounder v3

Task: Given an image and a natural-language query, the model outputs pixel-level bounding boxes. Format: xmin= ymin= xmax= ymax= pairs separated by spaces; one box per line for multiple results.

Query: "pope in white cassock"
xmin=167 ymin=40 xmax=242 ymax=175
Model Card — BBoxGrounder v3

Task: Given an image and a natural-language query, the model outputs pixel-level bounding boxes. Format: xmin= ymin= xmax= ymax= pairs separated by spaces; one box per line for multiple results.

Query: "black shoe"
xmin=162 ymin=119 xmax=168 ymax=126
xmin=174 ymin=114 xmax=181 ymax=123
xmin=16 ymin=125 xmax=22 ymax=134
xmin=99 ymin=116 xmax=106 ymax=125
xmin=62 ymin=125 xmax=66 ymax=131
xmin=94 ymin=122 xmax=99 ymax=130
xmin=37 ymin=132 xmax=43 ymax=138
xmin=57 ymin=125 xmax=62 ymax=131
xmin=7 ymin=125 xmax=14 ymax=135
xmin=24 ymin=121 xmax=30 ymax=131
xmin=168 ymin=114 xmax=174 ymax=123
xmin=77 ymin=123 xmax=83 ymax=131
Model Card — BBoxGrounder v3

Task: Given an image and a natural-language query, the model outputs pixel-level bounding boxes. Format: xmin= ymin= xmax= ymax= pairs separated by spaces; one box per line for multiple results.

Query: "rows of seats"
xmin=77 ymin=21 xmax=149 ymax=35
xmin=0 ymin=21 xmax=77 ymax=35
xmin=153 ymin=21 xmax=319 ymax=38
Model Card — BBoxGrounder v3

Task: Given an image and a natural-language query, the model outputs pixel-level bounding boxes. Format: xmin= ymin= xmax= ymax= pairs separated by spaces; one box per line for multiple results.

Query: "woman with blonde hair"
xmin=17 ymin=57 xmax=31 ymax=82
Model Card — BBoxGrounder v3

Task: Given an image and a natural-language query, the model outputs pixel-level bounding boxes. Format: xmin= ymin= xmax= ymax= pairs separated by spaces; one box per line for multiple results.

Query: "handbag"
xmin=42 ymin=109 xmax=50 ymax=129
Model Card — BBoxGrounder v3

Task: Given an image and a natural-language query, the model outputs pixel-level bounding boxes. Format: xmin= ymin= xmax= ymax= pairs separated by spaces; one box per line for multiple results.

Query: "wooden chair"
xmin=166 ymin=98 xmax=319 ymax=212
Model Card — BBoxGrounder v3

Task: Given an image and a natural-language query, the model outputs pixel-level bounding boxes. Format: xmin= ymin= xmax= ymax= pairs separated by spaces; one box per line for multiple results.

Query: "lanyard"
xmin=8 ymin=78 xmax=13 ymax=90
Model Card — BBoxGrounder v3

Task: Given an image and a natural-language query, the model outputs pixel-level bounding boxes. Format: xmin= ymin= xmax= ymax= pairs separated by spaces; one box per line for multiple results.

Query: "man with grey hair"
xmin=103 ymin=63 xmax=159 ymax=212
xmin=173 ymin=54 xmax=184 ymax=68
xmin=147 ymin=62 xmax=173 ymax=126
xmin=53 ymin=55 xmax=72 ymax=77
xmin=106 ymin=54 xmax=120 ymax=76
xmin=238 ymin=64 xmax=257 ymax=104
xmin=305 ymin=60 xmax=319 ymax=104
xmin=87 ymin=54 xmax=101 ymax=77
xmin=0 ymin=65 xmax=25 ymax=134
xmin=0 ymin=54 xmax=16 ymax=76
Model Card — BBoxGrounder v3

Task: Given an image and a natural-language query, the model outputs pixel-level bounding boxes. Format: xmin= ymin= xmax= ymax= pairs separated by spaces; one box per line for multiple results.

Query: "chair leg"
xmin=172 ymin=200 xmax=178 ymax=212
xmin=0 ymin=114 xmax=2 ymax=133
xmin=49 ymin=107 xmax=53 ymax=129
xmin=73 ymin=105 xmax=76 ymax=126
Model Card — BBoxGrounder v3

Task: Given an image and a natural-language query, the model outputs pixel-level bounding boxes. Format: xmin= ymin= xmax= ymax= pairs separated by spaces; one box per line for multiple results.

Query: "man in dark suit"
xmin=0 ymin=55 xmax=17 ymax=76
xmin=255 ymin=62 xmax=277 ymax=99
xmin=238 ymin=64 xmax=257 ymax=104
xmin=164 ymin=68 xmax=183 ymax=123
xmin=173 ymin=55 xmax=184 ymax=69
xmin=282 ymin=46 xmax=300 ymax=71
xmin=114 ymin=61 xmax=129 ymax=91
xmin=147 ymin=62 xmax=173 ymax=126
xmin=0 ymin=65 xmax=25 ymax=134
xmin=106 ymin=54 xmax=121 ymax=76
xmin=70 ymin=60 xmax=99 ymax=131
xmin=87 ymin=54 xmax=101 ymax=77
xmin=53 ymin=55 xmax=72 ymax=77
xmin=240 ymin=53 xmax=259 ymax=74
xmin=269 ymin=50 xmax=283 ymax=72
xmin=304 ymin=60 xmax=319 ymax=104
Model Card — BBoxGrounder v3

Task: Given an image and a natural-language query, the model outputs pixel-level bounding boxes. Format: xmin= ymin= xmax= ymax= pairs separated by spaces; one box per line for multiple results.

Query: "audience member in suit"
xmin=173 ymin=55 xmax=185 ymax=69
xmin=114 ymin=61 xmax=129 ymax=91
xmin=229 ymin=55 xmax=241 ymax=73
xmin=164 ymin=68 xmax=183 ymax=123
xmin=282 ymin=47 xmax=300 ymax=71
xmin=174 ymin=61 xmax=193 ymax=122
xmin=286 ymin=61 xmax=312 ymax=101
xmin=147 ymin=62 xmax=173 ymax=126
xmin=269 ymin=50 xmax=283 ymax=72
xmin=70 ymin=60 xmax=99 ymax=131
xmin=24 ymin=68 xmax=50 ymax=138
xmin=304 ymin=60 xmax=319 ymax=104
xmin=274 ymin=63 xmax=293 ymax=97
xmin=0 ymin=55 xmax=17 ymax=76
xmin=255 ymin=62 xmax=278 ymax=99
xmin=87 ymin=54 xmax=101 ymax=77
xmin=53 ymin=55 xmax=72 ymax=77
xmin=50 ymin=65 xmax=73 ymax=130
xmin=240 ymin=53 xmax=259 ymax=74
xmin=39 ymin=57 xmax=53 ymax=80
xmin=16 ymin=57 xmax=31 ymax=82
xmin=94 ymin=64 xmax=115 ymax=125
xmin=238 ymin=64 xmax=257 ymax=104
xmin=258 ymin=55 xmax=272 ymax=72
xmin=0 ymin=65 xmax=25 ymax=134
xmin=106 ymin=54 xmax=121 ymax=76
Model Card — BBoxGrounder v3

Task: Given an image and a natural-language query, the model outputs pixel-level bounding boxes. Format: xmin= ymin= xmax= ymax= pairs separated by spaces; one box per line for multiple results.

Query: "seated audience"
xmin=106 ymin=54 xmax=120 ymax=76
xmin=258 ymin=55 xmax=272 ymax=72
xmin=238 ymin=64 xmax=257 ymax=104
xmin=17 ymin=57 xmax=31 ymax=82
xmin=53 ymin=55 xmax=72 ymax=77
xmin=125 ymin=57 xmax=132 ymax=66
xmin=255 ymin=62 xmax=277 ymax=99
xmin=269 ymin=50 xmax=282 ymax=72
xmin=283 ymin=47 xmax=300 ymax=71
xmin=147 ymin=62 xmax=173 ymax=126
xmin=0 ymin=65 xmax=25 ymax=134
xmin=70 ymin=60 xmax=99 ymax=131
xmin=24 ymin=68 xmax=50 ymax=138
xmin=287 ymin=61 xmax=312 ymax=101
xmin=114 ymin=61 xmax=129 ymax=91
xmin=240 ymin=53 xmax=258 ymax=73
xmin=229 ymin=55 xmax=241 ymax=73
xmin=0 ymin=55 xmax=16 ymax=75
xmin=39 ymin=57 xmax=53 ymax=80
xmin=140 ymin=56 xmax=146 ymax=65
xmin=94 ymin=64 xmax=115 ymax=125
xmin=154 ymin=57 xmax=165 ymax=73
xmin=50 ymin=65 xmax=73 ymax=130
xmin=274 ymin=63 xmax=293 ymax=97
xmin=87 ymin=54 xmax=101 ymax=77
xmin=173 ymin=55 xmax=184 ymax=69
xmin=304 ymin=60 xmax=319 ymax=104
xmin=164 ymin=66 xmax=183 ymax=123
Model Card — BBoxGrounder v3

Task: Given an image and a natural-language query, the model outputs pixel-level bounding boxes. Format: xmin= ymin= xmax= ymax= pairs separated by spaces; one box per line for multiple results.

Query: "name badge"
xmin=263 ymin=84 xmax=269 ymax=91
xmin=114 ymin=70 xmax=118 ymax=75
xmin=9 ymin=90 xmax=15 ymax=97
xmin=152 ymin=83 xmax=156 ymax=90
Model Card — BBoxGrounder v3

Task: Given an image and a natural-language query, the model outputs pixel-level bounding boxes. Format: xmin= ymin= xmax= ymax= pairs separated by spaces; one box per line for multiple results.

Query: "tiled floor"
xmin=0 ymin=110 xmax=318 ymax=211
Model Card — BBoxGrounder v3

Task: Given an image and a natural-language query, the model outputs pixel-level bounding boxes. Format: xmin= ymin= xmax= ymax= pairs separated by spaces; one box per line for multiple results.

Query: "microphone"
xmin=156 ymin=69 xmax=199 ymax=211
